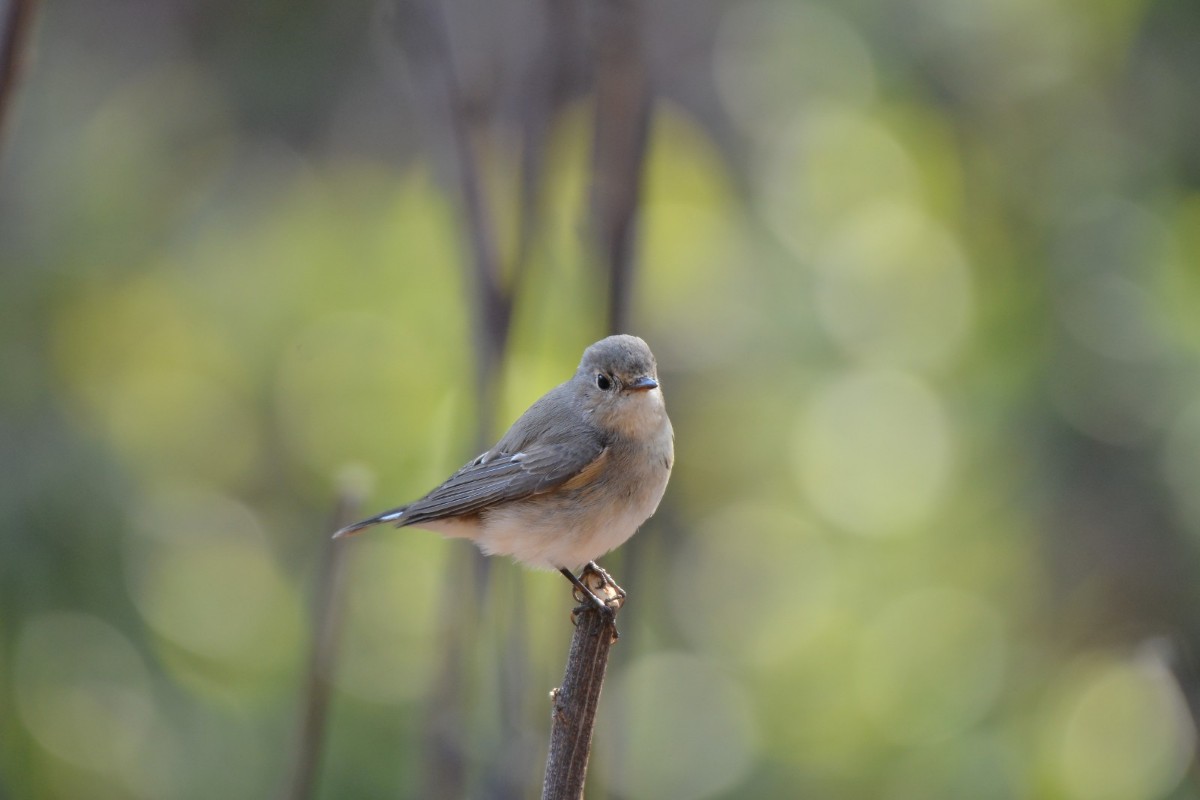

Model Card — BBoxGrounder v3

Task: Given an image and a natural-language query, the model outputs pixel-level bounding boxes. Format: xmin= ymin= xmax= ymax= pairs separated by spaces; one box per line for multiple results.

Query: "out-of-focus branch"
xmin=390 ymin=0 xmax=510 ymax=444
xmin=0 ymin=0 xmax=39 ymax=153
xmin=589 ymin=0 xmax=652 ymax=337
xmin=541 ymin=564 xmax=623 ymax=800
xmin=387 ymin=1 xmax=528 ymax=794
xmin=279 ymin=477 xmax=365 ymax=800
xmin=513 ymin=0 xmax=584 ymax=275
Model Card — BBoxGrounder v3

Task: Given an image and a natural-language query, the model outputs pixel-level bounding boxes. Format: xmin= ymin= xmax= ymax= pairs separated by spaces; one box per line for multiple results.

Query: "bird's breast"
xmin=474 ymin=427 xmax=673 ymax=570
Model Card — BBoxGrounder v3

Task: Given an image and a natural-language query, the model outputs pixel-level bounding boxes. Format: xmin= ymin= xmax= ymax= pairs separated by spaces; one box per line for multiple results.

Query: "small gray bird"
xmin=334 ymin=334 xmax=674 ymax=611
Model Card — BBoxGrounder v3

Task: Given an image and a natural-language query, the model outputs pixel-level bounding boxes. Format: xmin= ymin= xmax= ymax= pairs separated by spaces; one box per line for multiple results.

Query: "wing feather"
xmin=400 ymin=436 xmax=605 ymax=525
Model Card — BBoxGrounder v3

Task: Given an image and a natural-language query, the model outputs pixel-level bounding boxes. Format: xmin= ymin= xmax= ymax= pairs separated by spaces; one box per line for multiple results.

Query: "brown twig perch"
xmin=541 ymin=564 xmax=624 ymax=800
xmin=542 ymin=3 xmax=649 ymax=796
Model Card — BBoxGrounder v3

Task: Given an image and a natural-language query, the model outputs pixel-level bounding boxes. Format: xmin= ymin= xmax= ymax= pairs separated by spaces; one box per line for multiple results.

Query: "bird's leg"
xmin=585 ymin=561 xmax=626 ymax=601
xmin=560 ymin=567 xmax=613 ymax=616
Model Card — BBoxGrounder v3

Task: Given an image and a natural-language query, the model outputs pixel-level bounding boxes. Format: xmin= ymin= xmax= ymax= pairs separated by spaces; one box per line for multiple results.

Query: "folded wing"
xmin=401 ymin=436 xmax=605 ymax=526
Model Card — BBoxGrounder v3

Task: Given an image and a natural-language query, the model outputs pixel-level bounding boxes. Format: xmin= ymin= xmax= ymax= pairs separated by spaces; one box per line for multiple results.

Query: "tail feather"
xmin=332 ymin=507 xmax=406 ymax=539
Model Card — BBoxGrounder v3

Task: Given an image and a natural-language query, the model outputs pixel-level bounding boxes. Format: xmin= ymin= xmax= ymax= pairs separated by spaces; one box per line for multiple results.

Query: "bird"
xmin=333 ymin=334 xmax=674 ymax=613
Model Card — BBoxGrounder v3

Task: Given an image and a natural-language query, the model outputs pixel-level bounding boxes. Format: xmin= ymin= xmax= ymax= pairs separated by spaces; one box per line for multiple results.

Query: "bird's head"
xmin=575 ymin=334 xmax=666 ymax=436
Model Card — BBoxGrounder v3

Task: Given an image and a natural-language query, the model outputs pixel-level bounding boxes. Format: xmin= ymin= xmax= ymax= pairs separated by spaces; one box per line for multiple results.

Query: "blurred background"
xmin=3 ymin=0 xmax=1200 ymax=798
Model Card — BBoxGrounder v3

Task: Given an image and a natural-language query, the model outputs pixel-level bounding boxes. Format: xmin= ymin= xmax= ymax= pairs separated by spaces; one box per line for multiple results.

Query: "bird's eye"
xmin=596 ymin=373 xmax=613 ymax=391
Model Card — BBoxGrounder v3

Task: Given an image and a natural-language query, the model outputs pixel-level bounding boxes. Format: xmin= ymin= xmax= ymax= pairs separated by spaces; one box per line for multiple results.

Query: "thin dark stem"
xmin=511 ymin=0 xmax=581 ymax=284
xmin=542 ymin=564 xmax=623 ymax=800
xmin=0 ymin=0 xmax=39 ymax=154
xmin=396 ymin=0 xmax=510 ymax=441
xmin=588 ymin=0 xmax=652 ymax=337
xmin=279 ymin=483 xmax=364 ymax=800
xmin=387 ymin=1 xmax=523 ymax=793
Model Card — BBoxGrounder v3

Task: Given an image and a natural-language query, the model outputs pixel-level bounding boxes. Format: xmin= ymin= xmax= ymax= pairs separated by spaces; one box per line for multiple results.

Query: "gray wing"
xmin=399 ymin=434 xmax=605 ymax=526
xmin=332 ymin=383 xmax=601 ymax=538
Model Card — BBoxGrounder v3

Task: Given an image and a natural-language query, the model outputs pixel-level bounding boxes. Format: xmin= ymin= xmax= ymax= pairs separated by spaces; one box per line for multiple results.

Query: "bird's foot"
xmin=561 ymin=564 xmax=625 ymax=636
xmin=584 ymin=561 xmax=626 ymax=601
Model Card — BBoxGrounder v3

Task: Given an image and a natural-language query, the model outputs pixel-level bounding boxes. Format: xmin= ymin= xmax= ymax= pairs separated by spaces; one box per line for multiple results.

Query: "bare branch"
xmin=541 ymin=565 xmax=623 ymax=800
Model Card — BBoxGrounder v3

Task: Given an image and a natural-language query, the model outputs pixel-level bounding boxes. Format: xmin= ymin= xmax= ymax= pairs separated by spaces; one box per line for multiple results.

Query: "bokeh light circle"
xmin=1045 ymin=654 xmax=1194 ymax=800
xmin=714 ymin=1 xmax=877 ymax=136
xmin=124 ymin=487 xmax=303 ymax=686
xmin=14 ymin=613 xmax=156 ymax=775
xmin=668 ymin=503 xmax=838 ymax=668
xmin=761 ymin=107 xmax=922 ymax=260
xmin=604 ymin=652 xmax=758 ymax=800
xmin=814 ymin=202 xmax=974 ymax=368
xmin=857 ymin=588 xmax=1006 ymax=743
xmin=796 ymin=369 xmax=953 ymax=536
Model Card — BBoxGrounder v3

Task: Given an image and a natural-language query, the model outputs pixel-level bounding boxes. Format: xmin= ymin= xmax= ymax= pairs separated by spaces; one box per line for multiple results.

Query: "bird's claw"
xmin=585 ymin=561 xmax=626 ymax=601
xmin=563 ymin=563 xmax=624 ymax=638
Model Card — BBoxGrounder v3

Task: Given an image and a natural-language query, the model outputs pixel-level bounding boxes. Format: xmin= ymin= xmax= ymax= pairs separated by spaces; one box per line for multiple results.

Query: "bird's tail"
xmin=332 ymin=506 xmax=407 ymax=539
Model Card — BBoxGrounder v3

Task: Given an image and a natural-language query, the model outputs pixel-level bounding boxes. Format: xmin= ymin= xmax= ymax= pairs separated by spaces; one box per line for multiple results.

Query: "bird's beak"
xmin=628 ymin=376 xmax=658 ymax=391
